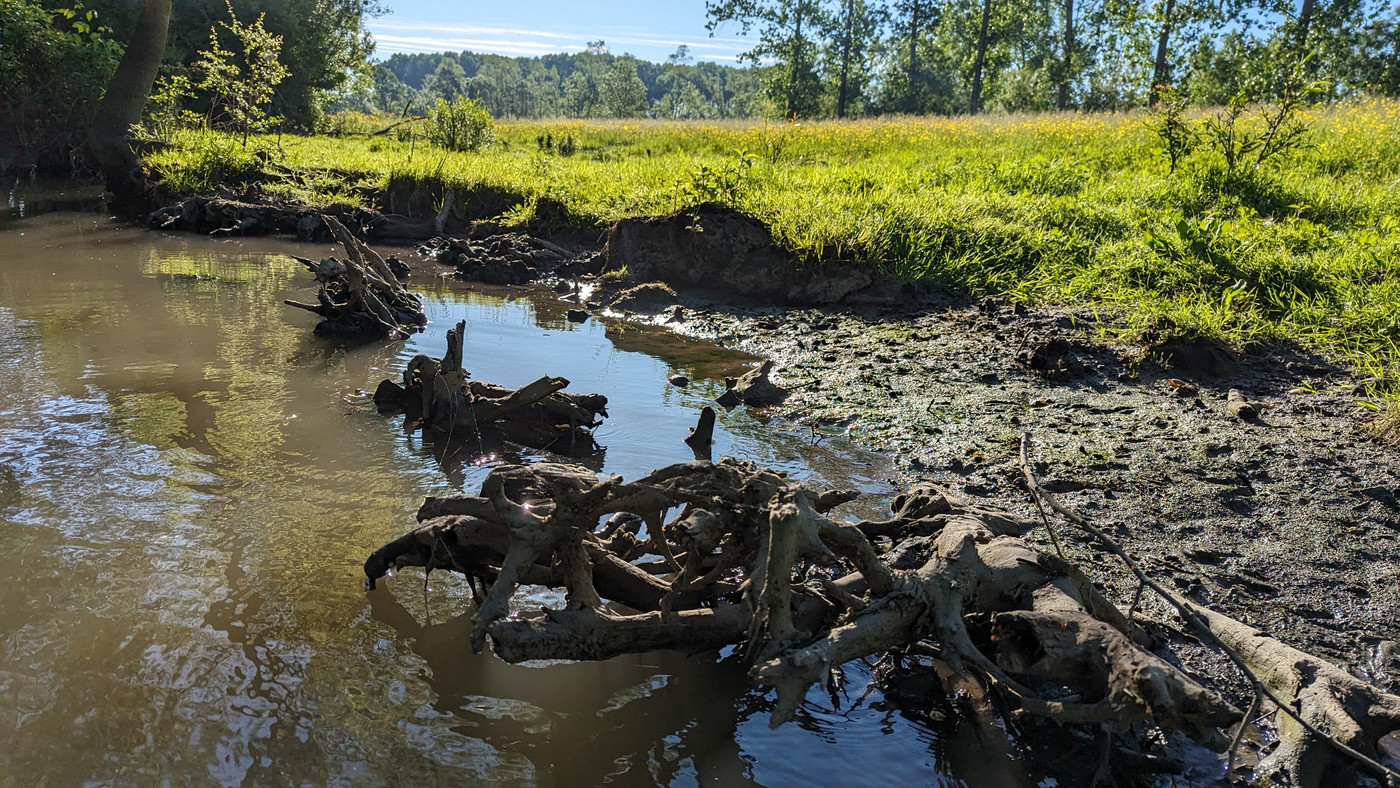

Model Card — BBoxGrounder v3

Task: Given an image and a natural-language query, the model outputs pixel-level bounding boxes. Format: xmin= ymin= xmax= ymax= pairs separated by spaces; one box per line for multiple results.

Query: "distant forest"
xmin=336 ymin=0 xmax=1400 ymax=121
xmin=338 ymin=45 xmax=770 ymax=120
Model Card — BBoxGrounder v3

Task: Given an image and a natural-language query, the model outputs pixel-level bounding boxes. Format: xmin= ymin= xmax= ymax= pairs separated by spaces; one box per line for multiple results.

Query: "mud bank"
xmin=148 ymin=193 xmax=908 ymax=307
xmin=648 ymin=296 xmax=1400 ymax=677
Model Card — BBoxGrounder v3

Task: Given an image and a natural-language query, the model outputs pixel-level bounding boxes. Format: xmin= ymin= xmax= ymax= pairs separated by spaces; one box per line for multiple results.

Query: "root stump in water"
xmin=284 ymin=215 xmax=426 ymax=340
xmin=374 ymin=320 xmax=608 ymax=457
xmin=363 ymin=457 xmax=1400 ymax=785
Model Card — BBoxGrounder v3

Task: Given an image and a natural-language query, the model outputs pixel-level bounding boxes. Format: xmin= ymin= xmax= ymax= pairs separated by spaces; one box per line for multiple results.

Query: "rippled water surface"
xmin=0 ymin=212 xmax=1021 ymax=785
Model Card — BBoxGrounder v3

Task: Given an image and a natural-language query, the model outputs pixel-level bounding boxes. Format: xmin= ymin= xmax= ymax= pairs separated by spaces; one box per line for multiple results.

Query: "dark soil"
xmin=638 ymin=293 xmax=1400 ymax=687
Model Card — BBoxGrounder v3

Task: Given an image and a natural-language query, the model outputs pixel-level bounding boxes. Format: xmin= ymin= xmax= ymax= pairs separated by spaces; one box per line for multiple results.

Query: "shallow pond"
xmin=0 ymin=211 xmax=1025 ymax=785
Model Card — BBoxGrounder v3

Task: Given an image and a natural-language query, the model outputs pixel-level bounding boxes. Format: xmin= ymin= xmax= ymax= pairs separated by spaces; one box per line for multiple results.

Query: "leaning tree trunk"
xmin=89 ymin=0 xmax=172 ymax=214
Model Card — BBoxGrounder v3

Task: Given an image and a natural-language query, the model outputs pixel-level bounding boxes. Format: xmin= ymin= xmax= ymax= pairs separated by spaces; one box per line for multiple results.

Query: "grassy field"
xmin=146 ymin=101 xmax=1400 ymax=401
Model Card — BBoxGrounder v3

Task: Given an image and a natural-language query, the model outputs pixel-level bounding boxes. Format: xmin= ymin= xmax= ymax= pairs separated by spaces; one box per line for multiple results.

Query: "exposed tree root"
xmin=372 ymin=320 xmax=608 ymax=457
xmin=361 ymin=456 xmax=1347 ymax=775
xmin=283 ymin=215 xmax=426 ymax=339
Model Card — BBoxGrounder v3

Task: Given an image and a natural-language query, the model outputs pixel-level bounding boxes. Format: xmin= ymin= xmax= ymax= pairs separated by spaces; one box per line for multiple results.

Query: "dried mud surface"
xmin=629 ymin=291 xmax=1400 ymax=689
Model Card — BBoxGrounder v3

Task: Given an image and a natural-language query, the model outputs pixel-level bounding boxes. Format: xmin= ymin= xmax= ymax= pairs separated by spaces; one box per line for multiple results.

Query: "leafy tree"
xmin=600 ymin=58 xmax=649 ymax=118
xmin=421 ymin=55 xmax=468 ymax=102
xmin=881 ymin=0 xmax=953 ymax=113
xmin=822 ymin=0 xmax=884 ymax=117
xmin=193 ymin=2 xmax=289 ymax=145
xmin=160 ymin=0 xmax=381 ymax=130
xmin=706 ymin=0 xmax=828 ymax=117
xmin=1 ymin=0 xmax=122 ymax=172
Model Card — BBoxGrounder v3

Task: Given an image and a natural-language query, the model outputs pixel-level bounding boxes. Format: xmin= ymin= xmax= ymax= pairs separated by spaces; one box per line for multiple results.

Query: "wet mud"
xmin=642 ymin=293 xmax=1400 ymax=684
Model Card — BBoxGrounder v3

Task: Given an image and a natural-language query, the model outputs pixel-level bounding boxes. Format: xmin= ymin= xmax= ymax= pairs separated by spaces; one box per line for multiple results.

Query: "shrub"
xmin=0 ymin=0 xmax=121 ymax=172
xmin=427 ymin=96 xmax=494 ymax=152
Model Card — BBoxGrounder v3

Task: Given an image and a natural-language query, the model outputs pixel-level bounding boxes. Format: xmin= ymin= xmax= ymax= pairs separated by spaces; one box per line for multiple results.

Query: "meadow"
xmin=146 ymin=101 xmax=1400 ymax=403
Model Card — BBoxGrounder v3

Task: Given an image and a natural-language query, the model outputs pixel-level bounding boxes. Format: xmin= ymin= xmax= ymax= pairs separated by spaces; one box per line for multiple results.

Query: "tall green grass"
xmin=146 ymin=102 xmax=1400 ymax=397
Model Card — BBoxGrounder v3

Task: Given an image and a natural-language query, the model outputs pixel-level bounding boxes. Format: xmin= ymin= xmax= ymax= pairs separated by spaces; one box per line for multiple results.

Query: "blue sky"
xmin=367 ymin=1 xmax=754 ymax=64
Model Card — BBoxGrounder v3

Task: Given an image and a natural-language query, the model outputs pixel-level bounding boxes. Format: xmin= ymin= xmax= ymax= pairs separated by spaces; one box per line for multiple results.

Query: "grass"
xmin=145 ymin=101 xmax=1400 ymax=399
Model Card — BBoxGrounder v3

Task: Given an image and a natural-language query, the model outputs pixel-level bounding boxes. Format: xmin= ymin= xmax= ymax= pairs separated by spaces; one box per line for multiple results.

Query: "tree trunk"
xmin=1296 ymin=0 xmax=1317 ymax=52
xmin=970 ymin=0 xmax=993 ymax=115
xmin=837 ymin=0 xmax=854 ymax=119
xmin=1058 ymin=0 xmax=1074 ymax=110
xmin=788 ymin=5 xmax=804 ymax=117
xmin=907 ymin=2 xmax=922 ymax=112
xmin=88 ymin=0 xmax=172 ymax=214
xmin=1149 ymin=0 xmax=1177 ymax=106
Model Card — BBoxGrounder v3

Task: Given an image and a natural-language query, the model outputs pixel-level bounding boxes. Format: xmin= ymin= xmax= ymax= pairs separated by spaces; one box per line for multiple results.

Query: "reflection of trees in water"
xmin=368 ymin=586 xmax=756 ymax=784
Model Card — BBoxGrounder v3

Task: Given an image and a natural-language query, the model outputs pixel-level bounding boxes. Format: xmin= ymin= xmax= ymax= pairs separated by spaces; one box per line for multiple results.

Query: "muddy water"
xmin=0 ymin=212 xmax=1018 ymax=785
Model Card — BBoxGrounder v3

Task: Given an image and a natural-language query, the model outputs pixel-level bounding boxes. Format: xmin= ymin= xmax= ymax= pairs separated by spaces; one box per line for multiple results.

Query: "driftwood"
xmin=284 ymin=216 xmax=426 ymax=339
xmin=373 ymin=320 xmax=608 ymax=456
xmin=360 ymin=457 xmax=1332 ymax=777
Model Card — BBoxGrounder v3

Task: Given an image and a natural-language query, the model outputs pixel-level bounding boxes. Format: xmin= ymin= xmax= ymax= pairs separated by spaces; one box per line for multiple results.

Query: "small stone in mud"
xmin=565 ymin=309 xmax=589 ymax=323
xmin=1226 ymin=388 xmax=1258 ymax=421
xmin=669 ymin=375 xmax=689 ymax=387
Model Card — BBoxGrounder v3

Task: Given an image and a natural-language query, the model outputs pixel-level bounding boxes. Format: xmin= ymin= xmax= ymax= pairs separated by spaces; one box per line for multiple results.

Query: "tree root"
xmin=358 ymin=456 xmax=1319 ymax=774
xmin=283 ymin=215 xmax=426 ymax=339
xmin=1019 ymin=432 xmax=1400 ymax=787
xmin=371 ymin=320 xmax=608 ymax=457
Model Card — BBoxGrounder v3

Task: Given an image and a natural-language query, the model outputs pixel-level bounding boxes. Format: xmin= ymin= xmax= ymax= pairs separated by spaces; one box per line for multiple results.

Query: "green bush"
xmin=0 ymin=0 xmax=121 ymax=172
xmin=427 ymin=96 xmax=494 ymax=152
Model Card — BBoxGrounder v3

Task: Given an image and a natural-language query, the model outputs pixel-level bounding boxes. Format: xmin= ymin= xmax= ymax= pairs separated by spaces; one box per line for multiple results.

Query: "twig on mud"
xmin=1019 ymin=431 xmax=1400 ymax=786
xmin=1017 ymin=435 xmax=1066 ymax=559
xmin=1227 ymin=688 xmax=1263 ymax=777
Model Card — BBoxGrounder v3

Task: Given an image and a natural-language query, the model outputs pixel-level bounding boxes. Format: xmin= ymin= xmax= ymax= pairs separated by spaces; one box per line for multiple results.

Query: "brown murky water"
xmin=0 ymin=207 xmax=1022 ymax=785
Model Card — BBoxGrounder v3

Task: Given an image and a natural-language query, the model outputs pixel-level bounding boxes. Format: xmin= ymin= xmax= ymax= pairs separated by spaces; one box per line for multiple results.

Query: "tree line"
xmin=348 ymin=0 xmax=1396 ymax=121
xmin=708 ymin=0 xmax=1397 ymax=117
xmin=339 ymin=44 xmax=770 ymax=120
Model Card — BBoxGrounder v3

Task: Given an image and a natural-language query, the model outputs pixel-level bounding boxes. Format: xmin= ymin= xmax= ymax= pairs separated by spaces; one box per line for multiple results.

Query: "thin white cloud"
xmin=369 ymin=19 xmax=751 ymax=62
xmin=373 ymin=34 xmax=581 ymax=57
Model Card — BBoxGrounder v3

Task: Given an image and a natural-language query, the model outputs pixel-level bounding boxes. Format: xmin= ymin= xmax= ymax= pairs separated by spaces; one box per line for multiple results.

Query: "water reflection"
xmin=0 ymin=213 xmax=1007 ymax=786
